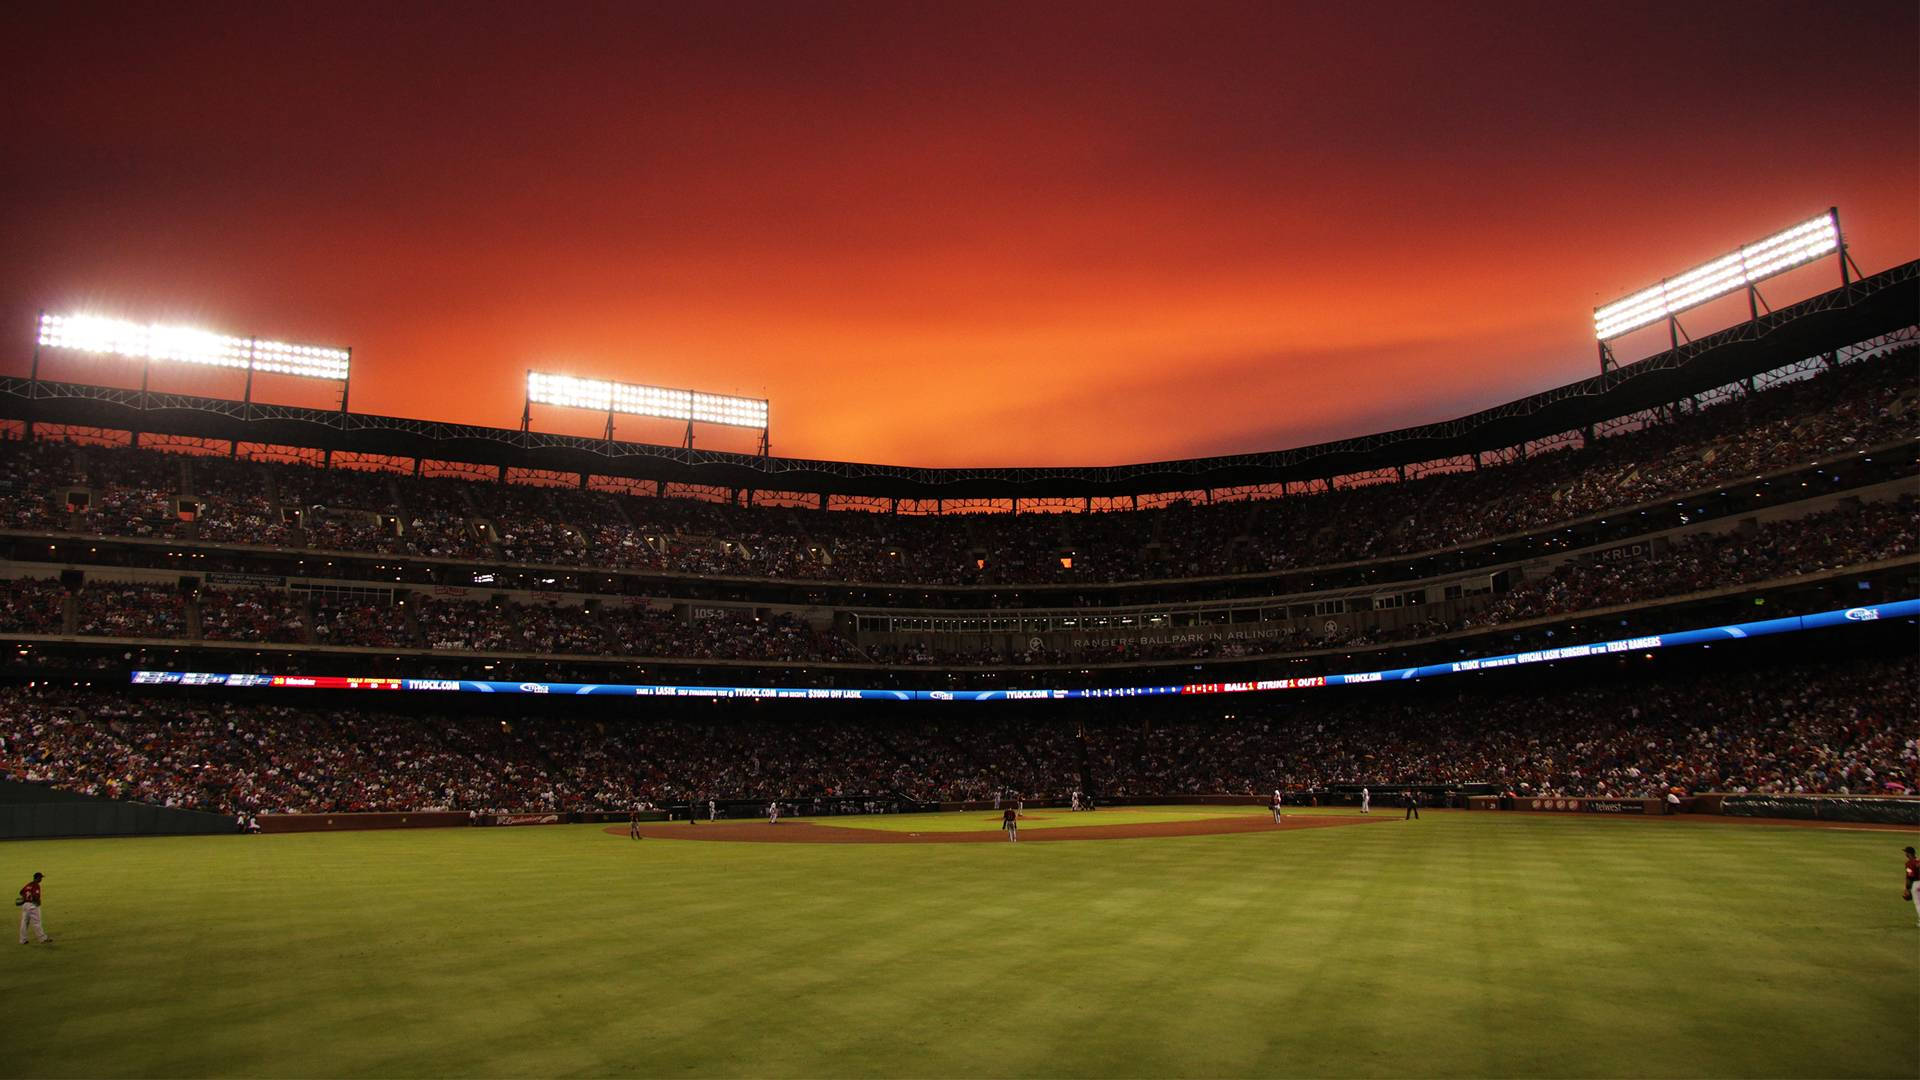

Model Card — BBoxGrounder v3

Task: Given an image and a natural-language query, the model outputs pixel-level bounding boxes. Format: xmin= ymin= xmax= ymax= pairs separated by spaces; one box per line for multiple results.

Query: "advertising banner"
xmin=129 ymin=599 xmax=1920 ymax=704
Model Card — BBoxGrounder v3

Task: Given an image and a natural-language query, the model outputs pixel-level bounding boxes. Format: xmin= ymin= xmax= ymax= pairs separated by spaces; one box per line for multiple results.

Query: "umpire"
xmin=1404 ymin=790 xmax=1421 ymax=820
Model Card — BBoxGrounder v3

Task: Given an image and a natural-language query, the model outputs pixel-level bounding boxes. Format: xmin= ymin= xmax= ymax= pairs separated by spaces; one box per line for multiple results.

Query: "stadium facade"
xmin=0 ymin=265 xmax=1914 ymax=821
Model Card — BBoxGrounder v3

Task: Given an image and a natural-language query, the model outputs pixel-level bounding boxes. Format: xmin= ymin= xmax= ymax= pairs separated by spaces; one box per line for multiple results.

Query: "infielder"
xmin=1002 ymin=806 xmax=1019 ymax=843
xmin=1904 ymin=846 xmax=1919 ymax=928
xmin=16 ymin=872 xmax=49 ymax=945
xmin=628 ymin=806 xmax=644 ymax=840
xmin=1361 ymin=787 xmax=1370 ymax=814
xmin=767 ymin=800 xmax=781 ymax=825
xmin=1271 ymin=790 xmax=1284 ymax=824
xmin=708 ymin=798 xmax=717 ymax=822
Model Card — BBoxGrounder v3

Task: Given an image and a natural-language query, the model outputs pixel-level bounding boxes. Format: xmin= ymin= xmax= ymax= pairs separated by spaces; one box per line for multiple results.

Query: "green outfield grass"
xmin=5 ymin=811 xmax=1916 ymax=1078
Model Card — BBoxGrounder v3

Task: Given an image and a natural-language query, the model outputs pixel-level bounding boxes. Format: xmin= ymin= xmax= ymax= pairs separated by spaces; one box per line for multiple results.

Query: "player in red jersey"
xmin=1002 ymin=806 xmax=1018 ymax=843
xmin=1902 ymin=846 xmax=1918 ymax=928
xmin=16 ymin=872 xmax=50 ymax=945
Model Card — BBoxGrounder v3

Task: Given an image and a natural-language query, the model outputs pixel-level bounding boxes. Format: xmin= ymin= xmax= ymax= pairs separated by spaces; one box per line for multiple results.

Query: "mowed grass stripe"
xmin=6 ymin=815 xmax=1915 ymax=1077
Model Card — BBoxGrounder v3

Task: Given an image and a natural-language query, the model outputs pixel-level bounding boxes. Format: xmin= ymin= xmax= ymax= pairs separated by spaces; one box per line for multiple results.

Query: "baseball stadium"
xmin=5 ymin=6 xmax=1917 ymax=1079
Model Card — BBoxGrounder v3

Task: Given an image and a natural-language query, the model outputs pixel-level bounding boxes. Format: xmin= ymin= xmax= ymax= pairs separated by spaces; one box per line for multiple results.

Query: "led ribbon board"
xmin=37 ymin=313 xmax=349 ymax=380
xmin=129 ymin=599 xmax=1918 ymax=700
xmin=1593 ymin=212 xmax=1841 ymax=340
xmin=527 ymin=371 xmax=767 ymax=429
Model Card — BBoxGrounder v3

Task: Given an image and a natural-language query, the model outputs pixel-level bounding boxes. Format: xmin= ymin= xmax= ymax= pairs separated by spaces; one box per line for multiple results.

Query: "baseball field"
xmin=7 ymin=806 xmax=1916 ymax=1078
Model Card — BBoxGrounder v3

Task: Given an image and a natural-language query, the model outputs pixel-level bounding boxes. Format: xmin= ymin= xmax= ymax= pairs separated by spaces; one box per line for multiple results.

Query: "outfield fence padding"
xmin=1720 ymin=795 xmax=1920 ymax=825
xmin=0 ymin=779 xmax=233 ymax=839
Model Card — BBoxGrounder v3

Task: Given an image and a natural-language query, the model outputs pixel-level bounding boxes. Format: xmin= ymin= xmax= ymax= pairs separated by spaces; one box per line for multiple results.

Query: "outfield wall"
xmin=258 ymin=811 xmax=471 ymax=833
xmin=1468 ymin=796 xmax=1667 ymax=814
xmin=18 ymin=790 xmax=1919 ymax=836
xmin=254 ymin=809 xmax=674 ymax=832
xmin=0 ymin=779 xmax=234 ymax=839
xmin=1721 ymin=794 xmax=1920 ymax=825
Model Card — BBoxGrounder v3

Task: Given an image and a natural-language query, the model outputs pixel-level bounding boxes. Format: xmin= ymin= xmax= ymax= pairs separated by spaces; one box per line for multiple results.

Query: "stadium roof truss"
xmin=2 ymin=260 xmax=1914 ymax=502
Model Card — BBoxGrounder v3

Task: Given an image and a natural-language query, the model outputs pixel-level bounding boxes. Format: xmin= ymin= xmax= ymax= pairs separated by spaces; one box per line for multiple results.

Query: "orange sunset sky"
xmin=3 ymin=2 xmax=1915 ymax=468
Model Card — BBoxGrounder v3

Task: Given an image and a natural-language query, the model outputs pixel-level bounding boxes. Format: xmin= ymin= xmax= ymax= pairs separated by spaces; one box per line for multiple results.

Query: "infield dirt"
xmin=605 ymin=813 xmax=1387 ymax=843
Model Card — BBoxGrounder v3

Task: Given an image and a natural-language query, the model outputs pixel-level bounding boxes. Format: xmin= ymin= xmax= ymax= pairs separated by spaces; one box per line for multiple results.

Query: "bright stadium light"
xmin=526 ymin=371 xmax=768 ymax=430
xmin=1593 ymin=211 xmax=1843 ymax=341
xmin=526 ymin=372 xmax=616 ymax=412
xmin=37 ymin=313 xmax=350 ymax=380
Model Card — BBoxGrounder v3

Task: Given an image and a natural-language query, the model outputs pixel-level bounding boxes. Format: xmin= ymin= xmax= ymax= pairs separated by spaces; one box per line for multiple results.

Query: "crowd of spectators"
xmin=3 ymin=485 xmax=1907 ymax=663
xmin=197 ymin=587 xmax=309 ymax=644
xmin=0 ymin=695 xmax=558 ymax=815
xmin=0 ymin=350 xmax=1908 ymax=586
xmin=0 ymin=440 xmax=83 ymax=531
xmin=415 ymin=597 xmax=618 ymax=655
xmin=479 ymin=484 xmax=590 ymax=565
xmin=75 ymin=446 xmax=185 ymax=541
xmin=71 ymin=584 xmax=187 ymax=638
xmin=392 ymin=476 xmax=493 ymax=560
xmin=82 ymin=484 xmax=181 ymax=540
xmin=308 ymin=594 xmax=855 ymax=663
xmin=1096 ymin=654 xmax=1917 ymax=802
xmin=311 ymin=597 xmax=414 ymax=649
xmin=1 ymin=653 xmax=1908 ymax=815
xmin=275 ymin=463 xmax=399 ymax=553
xmin=0 ymin=578 xmax=66 ymax=634
xmin=188 ymin=455 xmax=290 ymax=546
xmin=1470 ymin=495 xmax=1916 ymax=628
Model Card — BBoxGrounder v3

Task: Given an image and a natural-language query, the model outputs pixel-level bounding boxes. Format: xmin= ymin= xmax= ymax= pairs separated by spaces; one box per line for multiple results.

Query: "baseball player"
xmin=1361 ymin=787 xmax=1370 ymax=814
xmin=1070 ymin=789 xmax=1082 ymax=812
xmin=708 ymin=798 xmax=717 ymax=823
xmin=16 ymin=872 xmax=49 ymax=945
xmin=1002 ymin=805 xmax=1019 ymax=843
xmin=1271 ymin=790 xmax=1284 ymax=824
xmin=1903 ymin=846 xmax=1919 ymax=928
xmin=628 ymin=806 xmax=643 ymax=841
xmin=767 ymin=800 xmax=780 ymax=825
xmin=1404 ymin=790 xmax=1420 ymax=820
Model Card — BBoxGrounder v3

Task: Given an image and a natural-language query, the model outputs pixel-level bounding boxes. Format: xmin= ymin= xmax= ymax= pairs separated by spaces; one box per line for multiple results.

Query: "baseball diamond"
xmin=6 ymin=810 xmax=1918 ymax=1077
xmin=604 ymin=807 xmax=1387 ymax=841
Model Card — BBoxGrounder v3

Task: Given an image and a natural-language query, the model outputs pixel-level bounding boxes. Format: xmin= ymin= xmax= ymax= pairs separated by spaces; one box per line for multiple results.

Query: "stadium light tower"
xmin=1592 ymin=208 xmax=1864 ymax=374
xmin=32 ymin=312 xmax=353 ymax=443
xmin=521 ymin=370 xmax=770 ymax=455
